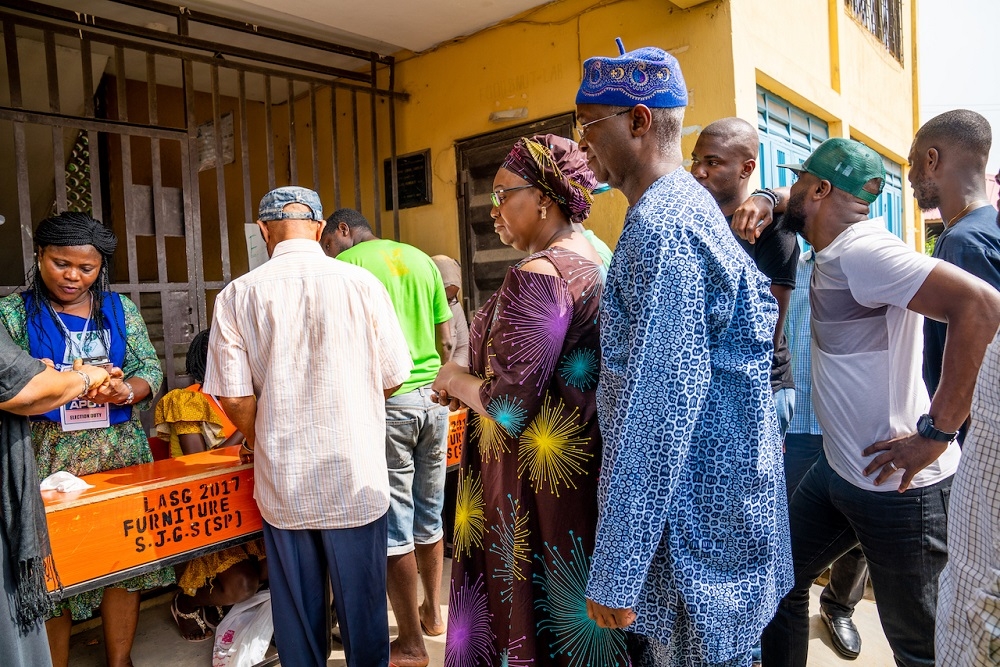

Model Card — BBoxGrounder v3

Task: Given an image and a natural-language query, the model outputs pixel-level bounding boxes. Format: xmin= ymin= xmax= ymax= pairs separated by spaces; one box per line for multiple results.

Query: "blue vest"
xmin=23 ymin=292 xmax=132 ymax=424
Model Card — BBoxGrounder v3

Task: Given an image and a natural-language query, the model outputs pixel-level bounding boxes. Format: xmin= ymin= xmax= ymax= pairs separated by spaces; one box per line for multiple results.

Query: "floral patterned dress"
xmin=0 ymin=293 xmax=175 ymax=620
xmin=446 ymin=246 xmax=628 ymax=666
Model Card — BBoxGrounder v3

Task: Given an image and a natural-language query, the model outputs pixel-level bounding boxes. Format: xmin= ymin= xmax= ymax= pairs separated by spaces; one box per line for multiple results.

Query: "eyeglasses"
xmin=576 ymin=108 xmax=631 ymax=139
xmin=490 ymin=185 xmax=534 ymax=208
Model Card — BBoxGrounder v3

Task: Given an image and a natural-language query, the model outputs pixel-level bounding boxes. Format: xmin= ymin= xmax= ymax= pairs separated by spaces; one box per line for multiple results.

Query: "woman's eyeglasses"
xmin=576 ymin=108 xmax=631 ymax=139
xmin=490 ymin=185 xmax=534 ymax=208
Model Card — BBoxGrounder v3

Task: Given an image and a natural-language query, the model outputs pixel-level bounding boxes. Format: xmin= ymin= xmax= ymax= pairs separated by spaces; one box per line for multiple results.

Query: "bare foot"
xmin=389 ymin=638 xmax=429 ymax=667
xmin=418 ymin=601 xmax=445 ymax=637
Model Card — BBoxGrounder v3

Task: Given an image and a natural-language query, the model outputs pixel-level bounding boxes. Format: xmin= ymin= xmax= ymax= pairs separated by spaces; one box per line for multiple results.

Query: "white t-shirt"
xmin=811 ymin=219 xmax=960 ymax=491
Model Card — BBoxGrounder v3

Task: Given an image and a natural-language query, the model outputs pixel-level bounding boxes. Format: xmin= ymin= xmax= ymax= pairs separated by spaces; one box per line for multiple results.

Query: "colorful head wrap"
xmin=576 ymin=38 xmax=687 ymax=109
xmin=499 ymin=134 xmax=597 ymax=224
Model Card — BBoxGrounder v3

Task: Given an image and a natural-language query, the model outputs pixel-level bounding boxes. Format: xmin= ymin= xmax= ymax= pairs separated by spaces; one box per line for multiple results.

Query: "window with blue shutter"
xmin=756 ymin=86 xmax=904 ymax=238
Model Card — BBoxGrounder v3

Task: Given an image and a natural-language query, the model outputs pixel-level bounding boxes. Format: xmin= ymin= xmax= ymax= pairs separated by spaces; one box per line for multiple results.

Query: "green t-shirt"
xmin=337 ymin=239 xmax=452 ymax=396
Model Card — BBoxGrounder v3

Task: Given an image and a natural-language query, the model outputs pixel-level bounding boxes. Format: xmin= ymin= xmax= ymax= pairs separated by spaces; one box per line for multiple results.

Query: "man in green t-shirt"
xmin=322 ymin=209 xmax=452 ymax=667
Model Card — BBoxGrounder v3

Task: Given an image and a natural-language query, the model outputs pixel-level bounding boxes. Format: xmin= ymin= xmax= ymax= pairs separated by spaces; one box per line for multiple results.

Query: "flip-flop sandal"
xmin=203 ymin=605 xmax=225 ymax=630
xmin=170 ymin=594 xmax=214 ymax=642
xmin=420 ymin=618 xmax=445 ymax=637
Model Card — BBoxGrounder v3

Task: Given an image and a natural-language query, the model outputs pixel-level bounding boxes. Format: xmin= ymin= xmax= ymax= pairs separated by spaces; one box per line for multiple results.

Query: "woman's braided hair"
xmin=25 ymin=211 xmax=126 ymax=360
xmin=185 ymin=330 xmax=211 ymax=384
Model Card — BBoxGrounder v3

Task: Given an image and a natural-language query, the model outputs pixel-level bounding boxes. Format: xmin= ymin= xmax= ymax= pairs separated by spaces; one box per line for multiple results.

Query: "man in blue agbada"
xmin=576 ymin=40 xmax=793 ymax=666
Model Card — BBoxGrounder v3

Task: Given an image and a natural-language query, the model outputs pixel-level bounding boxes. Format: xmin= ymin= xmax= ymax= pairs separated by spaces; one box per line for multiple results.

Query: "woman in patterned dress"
xmin=432 ymin=135 xmax=628 ymax=666
xmin=0 ymin=212 xmax=173 ymax=667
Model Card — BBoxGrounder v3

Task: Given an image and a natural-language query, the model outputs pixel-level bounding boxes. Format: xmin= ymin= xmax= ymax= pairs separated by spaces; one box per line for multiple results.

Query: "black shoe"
xmin=821 ymin=608 xmax=861 ymax=660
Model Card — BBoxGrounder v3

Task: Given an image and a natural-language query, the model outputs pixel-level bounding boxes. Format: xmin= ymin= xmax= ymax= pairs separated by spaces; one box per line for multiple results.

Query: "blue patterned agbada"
xmin=587 ymin=168 xmax=793 ymax=664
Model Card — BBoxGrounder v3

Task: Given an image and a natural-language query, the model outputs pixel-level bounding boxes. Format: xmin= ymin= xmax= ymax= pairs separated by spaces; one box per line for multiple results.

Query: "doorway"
xmin=454 ymin=113 xmax=574 ymax=314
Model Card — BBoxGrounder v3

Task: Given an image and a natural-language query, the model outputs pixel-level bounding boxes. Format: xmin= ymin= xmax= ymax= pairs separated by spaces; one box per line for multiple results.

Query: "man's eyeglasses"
xmin=576 ymin=109 xmax=631 ymax=139
xmin=490 ymin=185 xmax=534 ymax=208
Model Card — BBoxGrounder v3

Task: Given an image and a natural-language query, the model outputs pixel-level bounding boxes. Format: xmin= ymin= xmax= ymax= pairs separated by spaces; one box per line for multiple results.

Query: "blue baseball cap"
xmin=576 ymin=38 xmax=687 ymax=109
xmin=257 ymin=186 xmax=323 ymax=222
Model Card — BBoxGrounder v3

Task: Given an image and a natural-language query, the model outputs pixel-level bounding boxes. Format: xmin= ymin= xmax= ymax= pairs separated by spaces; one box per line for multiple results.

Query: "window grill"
xmin=845 ymin=0 xmax=904 ymax=64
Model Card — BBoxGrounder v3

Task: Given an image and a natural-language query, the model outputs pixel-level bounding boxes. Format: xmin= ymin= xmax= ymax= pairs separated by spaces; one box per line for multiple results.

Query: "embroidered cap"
xmin=576 ymin=38 xmax=687 ymax=109
xmin=258 ymin=186 xmax=324 ymax=222
xmin=779 ymin=138 xmax=885 ymax=204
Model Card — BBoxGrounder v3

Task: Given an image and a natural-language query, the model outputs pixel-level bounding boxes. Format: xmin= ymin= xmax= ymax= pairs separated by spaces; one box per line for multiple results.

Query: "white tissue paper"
xmin=40 ymin=471 xmax=95 ymax=493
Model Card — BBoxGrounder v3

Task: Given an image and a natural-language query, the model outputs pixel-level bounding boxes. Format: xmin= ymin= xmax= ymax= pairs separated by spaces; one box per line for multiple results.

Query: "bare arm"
xmin=731 ymin=186 xmax=791 ymax=244
xmin=384 ymin=383 xmax=402 ymax=400
xmin=436 ymin=320 xmax=454 ymax=364
xmin=0 ymin=362 xmax=110 ymax=416
xmin=431 ymin=361 xmax=487 ymax=415
xmin=864 ymin=263 xmax=1000 ymax=490
xmin=770 ymin=284 xmax=793 ymax=355
xmin=218 ymin=396 xmax=257 ymax=448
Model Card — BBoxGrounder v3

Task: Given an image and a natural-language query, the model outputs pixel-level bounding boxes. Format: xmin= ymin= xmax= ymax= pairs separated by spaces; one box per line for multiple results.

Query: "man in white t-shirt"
xmin=759 ymin=138 xmax=1000 ymax=667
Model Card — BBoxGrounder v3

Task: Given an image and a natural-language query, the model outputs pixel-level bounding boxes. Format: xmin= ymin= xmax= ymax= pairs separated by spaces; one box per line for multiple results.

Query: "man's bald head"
xmin=691 ymin=117 xmax=760 ymax=215
xmin=699 ymin=117 xmax=759 ymax=162
xmin=914 ymin=109 xmax=992 ymax=171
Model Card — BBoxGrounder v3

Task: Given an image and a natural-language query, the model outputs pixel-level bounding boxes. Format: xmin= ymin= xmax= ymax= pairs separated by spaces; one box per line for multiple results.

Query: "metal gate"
xmin=0 ymin=0 xmax=403 ymax=398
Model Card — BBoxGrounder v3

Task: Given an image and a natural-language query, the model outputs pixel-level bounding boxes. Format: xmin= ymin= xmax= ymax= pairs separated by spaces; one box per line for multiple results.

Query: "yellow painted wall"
xmin=731 ymin=0 xmax=919 ymax=246
xmin=389 ymin=0 xmax=738 ymax=259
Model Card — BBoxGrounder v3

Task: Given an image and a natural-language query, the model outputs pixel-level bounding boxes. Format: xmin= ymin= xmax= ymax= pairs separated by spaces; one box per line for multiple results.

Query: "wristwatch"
xmin=916 ymin=414 xmax=957 ymax=442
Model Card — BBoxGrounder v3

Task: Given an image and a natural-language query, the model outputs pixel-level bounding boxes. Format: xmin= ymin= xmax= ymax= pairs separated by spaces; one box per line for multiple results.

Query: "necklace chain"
xmin=948 ymin=199 xmax=990 ymax=227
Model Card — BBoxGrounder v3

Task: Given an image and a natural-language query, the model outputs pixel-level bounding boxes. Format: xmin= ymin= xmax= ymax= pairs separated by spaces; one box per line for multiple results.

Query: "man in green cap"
xmin=760 ymin=138 xmax=1000 ymax=667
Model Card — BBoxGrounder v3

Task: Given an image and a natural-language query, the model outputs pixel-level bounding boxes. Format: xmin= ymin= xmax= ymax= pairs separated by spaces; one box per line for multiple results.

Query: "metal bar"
xmin=43 ymin=30 xmax=60 ymax=113
xmin=179 ymin=111 xmax=207 ymax=327
xmin=0 ymin=106 xmax=186 ymax=139
xmin=80 ymin=36 xmax=95 ymax=117
xmin=182 ymin=57 xmax=207 ymax=325
xmin=287 ymin=79 xmax=297 ymax=185
xmin=264 ymin=76 xmax=275 ymax=190
xmin=87 ymin=129 xmax=103 ymax=221
xmin=309 ymin=84 xmax=319 ymax=194
xmin=388 ymin=60 xmax=399 ymax=240
xmin=238 ymin=71 xmax=252 ymax=225
xmin=331 ymin=89 xmax=341 ymax=209
xmin=13 ymin=121 xmax=33 ymax=277
xmin=369 ymin=62 xmax=381 ymax=235
xmin=45 ymin=30 xmax=67 ymax=212
xmin=4 ymin=19 xmax=23 ymax=108
xmin=350 ymin=91 xmax=361 ymax=210
xmin=3 ymin=1 xmax=373 ymax=83
xmin=159 ymin=288 xmax=176 ymax=395
xmin=116 ymin=47 xmax=140 ymax=287
xmin=148 ymin=53 xmax=168 ymax=285
xmin=212 ymin=65 xmax=232 ymax=283
xmin=0 ymin=11 xmax=409 ymax=101
xmin=105 ymin=0 xmax=390 ymax=64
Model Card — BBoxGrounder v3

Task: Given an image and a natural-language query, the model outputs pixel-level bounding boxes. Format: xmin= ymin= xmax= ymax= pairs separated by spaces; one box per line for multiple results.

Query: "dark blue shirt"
xmin=924 ymin=204 xmax=1000 ymax=396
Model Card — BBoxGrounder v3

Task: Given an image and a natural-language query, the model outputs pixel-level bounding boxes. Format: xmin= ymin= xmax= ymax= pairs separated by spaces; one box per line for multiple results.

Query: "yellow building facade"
xmin=386 ymin=0 xmax=920 ymax=265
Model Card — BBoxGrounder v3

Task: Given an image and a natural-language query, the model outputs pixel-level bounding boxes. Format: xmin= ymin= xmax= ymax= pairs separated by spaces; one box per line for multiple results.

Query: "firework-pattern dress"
xmin=446 ymin=245 xmax=628 ymax=667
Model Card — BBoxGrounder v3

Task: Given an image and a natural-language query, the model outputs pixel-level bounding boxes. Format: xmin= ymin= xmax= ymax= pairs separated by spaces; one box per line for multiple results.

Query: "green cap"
xmin=778 ymin=138 xmax=885 ymax=204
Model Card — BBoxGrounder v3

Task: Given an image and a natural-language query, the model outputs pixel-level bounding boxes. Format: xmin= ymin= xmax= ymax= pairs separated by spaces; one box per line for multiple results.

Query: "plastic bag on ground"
xmin=212 ymin=589 xmax=273 ymax=667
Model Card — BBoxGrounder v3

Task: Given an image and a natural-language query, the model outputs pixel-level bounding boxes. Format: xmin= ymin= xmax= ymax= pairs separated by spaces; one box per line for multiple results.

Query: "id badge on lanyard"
xmin=59 ymin=385 xmax=110 ymax=431
xmin=58 ymin=356 xmax=111 ymax=432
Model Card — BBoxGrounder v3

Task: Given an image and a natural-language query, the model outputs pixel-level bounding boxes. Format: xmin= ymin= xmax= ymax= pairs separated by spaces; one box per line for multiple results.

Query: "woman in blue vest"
xmin=0 ymin=212 xmax=171 ymax=667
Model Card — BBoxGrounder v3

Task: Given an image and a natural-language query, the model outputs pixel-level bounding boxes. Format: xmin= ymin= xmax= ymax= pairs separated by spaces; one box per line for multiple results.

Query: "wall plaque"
xmin=384 ymin=149 xmax=432 ymax=210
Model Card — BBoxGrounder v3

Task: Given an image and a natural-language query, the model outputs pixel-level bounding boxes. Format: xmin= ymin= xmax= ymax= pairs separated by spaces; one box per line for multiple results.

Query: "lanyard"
xmin=49 ymin=293 xmax=94 ymax=360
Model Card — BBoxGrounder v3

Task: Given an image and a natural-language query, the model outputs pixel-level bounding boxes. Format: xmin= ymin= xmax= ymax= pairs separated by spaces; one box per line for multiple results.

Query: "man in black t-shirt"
xmin=692 ymin=117 xmax=800 ymax=436
xmin=909 ymin=110 xmax=1000 ymax=442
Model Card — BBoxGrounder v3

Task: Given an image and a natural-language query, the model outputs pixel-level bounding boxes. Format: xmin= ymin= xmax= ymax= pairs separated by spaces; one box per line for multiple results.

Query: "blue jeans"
xmin=773 ymin=388 xmax=794 ymax=440
xmin=783 ymin=433 xmax=868 ymax=618
xmin=760 ymin=453 xmax=950 ymax=667
xmin=385 ymin=386 xmax=449 ymax=556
